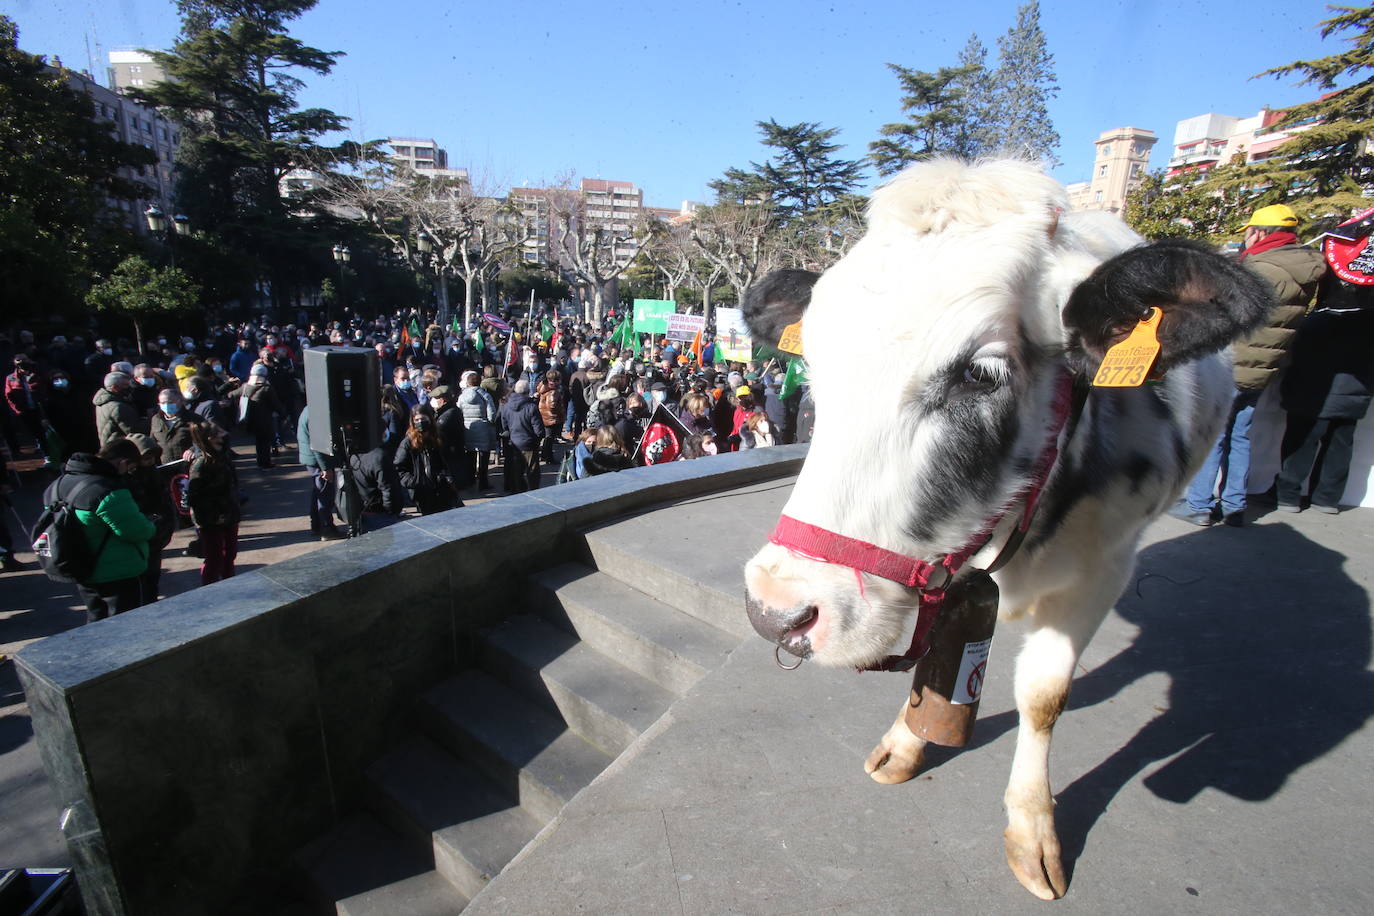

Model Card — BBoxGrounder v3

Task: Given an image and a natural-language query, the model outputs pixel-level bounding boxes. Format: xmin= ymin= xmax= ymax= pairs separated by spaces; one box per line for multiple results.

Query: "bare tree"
xmin=546 ymin=184 xmax=641 ymax=324
xmin=689 ymin=200 xmax=779 ymax=312
xmin=639 ymin=220 xmax=696 ymax=302
xmin=322 ymin=160 xmax=528 ymax=328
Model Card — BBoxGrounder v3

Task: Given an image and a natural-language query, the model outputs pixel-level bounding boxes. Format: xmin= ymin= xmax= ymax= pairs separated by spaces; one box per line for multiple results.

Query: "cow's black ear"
xmin=742 ymin=269 xmax=820 ymax=346
xmin=1063 ymin=239 xmax=1275 ymax=370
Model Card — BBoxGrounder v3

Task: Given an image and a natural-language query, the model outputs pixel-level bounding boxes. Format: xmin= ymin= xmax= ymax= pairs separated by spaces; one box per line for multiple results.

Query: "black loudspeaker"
xmin=303 ymin=346 xmax=381 ymax=456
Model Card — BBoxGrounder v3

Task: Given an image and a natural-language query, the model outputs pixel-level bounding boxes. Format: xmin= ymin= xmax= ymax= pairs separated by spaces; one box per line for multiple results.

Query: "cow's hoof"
xmin=863 ymin=714 xmax=926 ymax=784
xmin=1004 ymin=823 xmax=1067 ymax=900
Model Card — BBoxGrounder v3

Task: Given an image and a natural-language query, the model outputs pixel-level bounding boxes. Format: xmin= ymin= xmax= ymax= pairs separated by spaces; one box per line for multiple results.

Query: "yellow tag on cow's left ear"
xmin=777 ymin=321 xmax=804 ymax=355
xmin=1092 ymin=307 xmax=1162 ymax=388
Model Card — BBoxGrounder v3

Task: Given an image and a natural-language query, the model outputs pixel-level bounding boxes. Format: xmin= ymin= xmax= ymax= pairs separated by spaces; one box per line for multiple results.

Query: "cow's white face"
xmin=744 ymin=160 xmax=1275 ymax=668
xmin=744 ymin=161 xmax=1114 ymax=668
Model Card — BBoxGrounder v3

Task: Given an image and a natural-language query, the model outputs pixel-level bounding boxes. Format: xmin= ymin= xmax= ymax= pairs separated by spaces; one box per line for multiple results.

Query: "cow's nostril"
xmin=746 ymin=594 xmax=818 ymax=649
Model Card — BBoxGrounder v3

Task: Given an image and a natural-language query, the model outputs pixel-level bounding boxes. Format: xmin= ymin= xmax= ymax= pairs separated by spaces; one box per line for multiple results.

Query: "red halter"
xmin=767 ymin=368 xmax=1081 ymax=672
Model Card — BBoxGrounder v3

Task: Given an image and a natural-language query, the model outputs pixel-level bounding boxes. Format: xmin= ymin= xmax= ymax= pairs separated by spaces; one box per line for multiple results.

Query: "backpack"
xmin=31 ymin=475 xmax=112 ymax=584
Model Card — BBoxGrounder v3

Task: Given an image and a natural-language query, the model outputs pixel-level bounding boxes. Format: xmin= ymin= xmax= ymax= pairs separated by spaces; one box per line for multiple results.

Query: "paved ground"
xmin=467 ymin=484 xmax=1374 ymax=914
xmin=0 ymin=435 xmax=569 ymax=870
xmin=6 ymin=454 xmax=1373 ymax=911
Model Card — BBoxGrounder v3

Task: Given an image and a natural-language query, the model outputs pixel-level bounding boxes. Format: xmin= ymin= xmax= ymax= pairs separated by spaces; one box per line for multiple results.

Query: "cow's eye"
xmin=961 ymin=359 xmax=1006 ymax=390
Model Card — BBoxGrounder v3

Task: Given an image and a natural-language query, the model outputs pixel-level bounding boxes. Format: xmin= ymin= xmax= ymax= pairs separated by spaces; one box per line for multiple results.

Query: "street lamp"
xmin=415 ymin=231 xmax=449 ymax=325
xmin=331 ymin=244 xmax=351 ymax=323
xmin=144 ymin=205 xmax=188 ymax=267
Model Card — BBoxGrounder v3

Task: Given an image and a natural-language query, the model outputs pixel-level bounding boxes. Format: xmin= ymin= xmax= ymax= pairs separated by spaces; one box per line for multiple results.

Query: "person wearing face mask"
xmin=51 ymin=439 xmax=157 ymax=622
xmin=394 ymin=366 xmax=419 ymax=409
xmin=94 ymin=371 xmax=149 ymax=448
xmin=393 ymin=404 xmax=457 ymax=514
xmin=183 ymin=377 xmax=225 ymax=429
xmin=227 ymin=363 xmax=285 ymax=468
xmin=130 ymin=364 xmax=164 ymax=417
xmin=151 ymin=388 xmax=221 ymax=464
xmin=229 ymin=337 xmax=258 ymax=382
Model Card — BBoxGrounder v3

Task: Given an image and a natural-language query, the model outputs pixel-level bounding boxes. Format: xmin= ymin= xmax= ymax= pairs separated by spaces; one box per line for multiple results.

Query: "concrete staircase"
xmin=294 ymin=525 xmax=744 ymax=914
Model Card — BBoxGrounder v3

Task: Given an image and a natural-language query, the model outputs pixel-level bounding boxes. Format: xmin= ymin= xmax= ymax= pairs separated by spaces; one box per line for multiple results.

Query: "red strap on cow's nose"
xmin=768 ymin=515 xmax=947 ymax=589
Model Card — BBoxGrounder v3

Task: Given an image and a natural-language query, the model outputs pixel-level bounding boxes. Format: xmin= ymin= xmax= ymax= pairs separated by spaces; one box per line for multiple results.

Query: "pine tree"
xmin=136 ymin=0 xmax=353 ymax=309
xmin=991 ymin=1 xmax=1060 ymax=165
xmin=1221 ymin=4 xmax=1374 ymax=226
xmin=869 ymin=63 xmax=979 ymax=175
xmin=712 ymin=120 xmax=865 ymax=219
xmin=952 ymin=33 xmax=997 ymax=158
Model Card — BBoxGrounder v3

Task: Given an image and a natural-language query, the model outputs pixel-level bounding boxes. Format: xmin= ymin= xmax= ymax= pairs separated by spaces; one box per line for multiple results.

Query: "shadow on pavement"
xmin=1054 ymin=521 xmax=1373 ymax=878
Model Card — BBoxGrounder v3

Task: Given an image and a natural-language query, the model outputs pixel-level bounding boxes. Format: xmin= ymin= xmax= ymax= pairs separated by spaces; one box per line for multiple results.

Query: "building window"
xmin=1094 ymin=191 xmax=1103 ymax=203
xmin=1098 ymin=165 xmax=1108 ymax=178
xmin=1130 ymin=164 xmax=1142 ymax=177
xmin=130 ymin=65 xmax=142 ymax=74
xmin=1100 ymin=144 xmax=1111 ymax=157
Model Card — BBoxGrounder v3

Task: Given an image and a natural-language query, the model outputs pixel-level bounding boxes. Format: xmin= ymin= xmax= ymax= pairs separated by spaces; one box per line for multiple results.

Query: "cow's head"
xmin=743 ymin=159 xmax=1272 ymax=667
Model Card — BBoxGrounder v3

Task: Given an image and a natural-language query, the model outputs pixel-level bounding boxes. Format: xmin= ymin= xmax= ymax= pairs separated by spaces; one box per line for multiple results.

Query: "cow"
xmin=740 ymin=159 xmax=1273 ymax=900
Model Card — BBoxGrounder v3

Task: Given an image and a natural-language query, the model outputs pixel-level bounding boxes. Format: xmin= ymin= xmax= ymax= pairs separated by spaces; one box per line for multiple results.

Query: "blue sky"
xmin=6 ymin=0 xmax=1345 ymax=209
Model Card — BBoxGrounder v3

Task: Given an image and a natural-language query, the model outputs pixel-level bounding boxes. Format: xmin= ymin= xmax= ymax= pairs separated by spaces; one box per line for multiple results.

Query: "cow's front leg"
xmin=864 ymin=699 xmax=928 ymax=783
xmin=1002 ymin=569 xmax=1120 ymax=900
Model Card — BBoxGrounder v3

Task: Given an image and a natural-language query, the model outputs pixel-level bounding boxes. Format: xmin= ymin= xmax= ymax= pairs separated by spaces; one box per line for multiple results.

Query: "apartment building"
xmin=108 ymin=49 xmax=168 ymax=94
xmin=59 ymin=64 xmax=179 ymax=234
xmin=385 ymin=137 xmax=470 ymax=186
xmin=509 ymin=179 xmax=666 ymax=266
xmin=1065 ymin=127 xmax=1157 ymax=214
xmin=1166 ymin=107 xmax=1319 ymax=175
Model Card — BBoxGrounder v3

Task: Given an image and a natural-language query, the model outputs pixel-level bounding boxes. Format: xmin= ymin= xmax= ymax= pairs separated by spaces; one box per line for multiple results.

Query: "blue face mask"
xmin=398 ymin=379 xmax=412 ymax=390
xmin=53 ymin=378 xmax=69 ymax=390
xmin=160 ymin=403 xmax=179 ymax=415
xmin=140 ymin=377 xmax=157 ymax=387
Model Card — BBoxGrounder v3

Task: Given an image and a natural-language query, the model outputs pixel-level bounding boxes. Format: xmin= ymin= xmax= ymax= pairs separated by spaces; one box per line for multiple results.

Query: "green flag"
xmin=474 ymin=328 xmax=485 ymax=352
xmin=409 ymin=318 xmax=422 ymax=340
xmin=541 ymin=317 xmax=554 ymax=341
xmin=451 ymin=315 xmax=461 ymax=334
xmin=779 ymin=357 xmax=808 ymax=399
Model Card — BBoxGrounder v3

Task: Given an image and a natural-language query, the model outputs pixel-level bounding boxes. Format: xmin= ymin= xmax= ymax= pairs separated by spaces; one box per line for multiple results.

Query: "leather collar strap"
xmin=767 ymin=367 xmax=1083 ymax=672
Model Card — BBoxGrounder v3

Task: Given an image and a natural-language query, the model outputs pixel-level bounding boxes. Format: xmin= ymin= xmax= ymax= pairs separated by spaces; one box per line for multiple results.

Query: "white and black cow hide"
xmin=740 ymin=158 xmax=1273 ymax=900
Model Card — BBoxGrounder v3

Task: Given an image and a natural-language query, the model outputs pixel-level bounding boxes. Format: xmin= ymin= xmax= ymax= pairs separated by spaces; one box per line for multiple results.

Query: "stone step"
xmin=337 ymin=870 xmax=466 ymax=916
xmin=481 ymin=613 xmax=677 ymax=757
xmin=366 ymin=736 xmax=543 ymax=903
xmin=418 ymin=669 xmax=612 ymax=824
xmin=527 ymin=562 xmax=741 ymax=695
xmin=580 ymin=531 xmax=753 ymax=638
xmin=293 ymin=812 xmax=445 ymax=914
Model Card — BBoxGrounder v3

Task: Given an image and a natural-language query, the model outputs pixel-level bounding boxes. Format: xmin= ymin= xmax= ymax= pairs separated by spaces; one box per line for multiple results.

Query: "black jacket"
xmin=348 ymin=446 xmax=404 ymax=515
xmin=434 ymin=403 xmax=471 ymax=486
xmin=1280 ymin=278 xmax=1374 ymax=420
xmin=501 ymin=394 xmax=544 ymax=451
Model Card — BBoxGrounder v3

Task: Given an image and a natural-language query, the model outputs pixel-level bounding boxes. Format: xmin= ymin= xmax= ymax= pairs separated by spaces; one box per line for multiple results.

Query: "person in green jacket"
xmin=63 ymin=438 xmax=158 ymax=622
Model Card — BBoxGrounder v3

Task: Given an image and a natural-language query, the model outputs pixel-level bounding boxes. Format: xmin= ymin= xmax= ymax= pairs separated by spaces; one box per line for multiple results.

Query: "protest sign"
xmin=665 ymin=313 xmax=706 ymax=341
xmin=632 ymin=299 xmax=677 ymax=334
xmin=714 ymin=306 xmax=753 ymax=362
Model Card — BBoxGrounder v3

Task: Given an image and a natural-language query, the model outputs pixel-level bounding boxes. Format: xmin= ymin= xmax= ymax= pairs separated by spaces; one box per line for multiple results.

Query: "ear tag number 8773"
xmin=1092 ymin=307 xmax=1162 ymax=388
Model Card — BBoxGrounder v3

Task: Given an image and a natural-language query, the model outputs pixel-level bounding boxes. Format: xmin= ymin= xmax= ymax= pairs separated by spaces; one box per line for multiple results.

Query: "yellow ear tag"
xmin=776 ymin=321 xmax=804 ymax=355
xmin=1092 ymin=307 xmax=1162 ymax=388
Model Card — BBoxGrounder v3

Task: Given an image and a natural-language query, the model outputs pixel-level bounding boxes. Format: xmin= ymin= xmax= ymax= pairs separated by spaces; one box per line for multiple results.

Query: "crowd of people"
xmin=0 ymin=307 xmax=813 ymax=624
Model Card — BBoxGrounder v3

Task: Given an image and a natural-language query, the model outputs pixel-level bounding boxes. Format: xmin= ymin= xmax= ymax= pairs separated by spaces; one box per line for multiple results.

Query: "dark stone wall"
xmin=14 ymin=446 xmax=805 ymax=915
